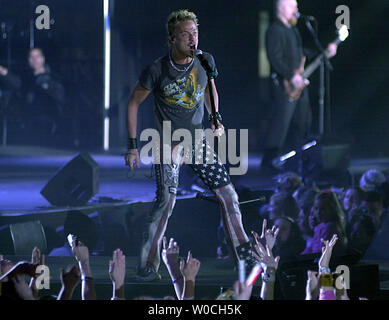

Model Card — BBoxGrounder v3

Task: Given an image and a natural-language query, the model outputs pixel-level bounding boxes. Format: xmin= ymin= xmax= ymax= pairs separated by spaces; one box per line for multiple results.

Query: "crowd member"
xmin=342 ymin=187 xmax=364 ymax=217
xmin=109 ymin=249 xmax=126 ymax=300
xmin=57 ymin=265 xmax=81 ymax=300
xmin=275 ymin=172 xmax=302 ymax=195
xmin=218 ymin=221 xmax=281 ymax=301
xmin=301 ymin=190 xmax=347 ymax=255
xmin=0 ymin=48 xmax=65 ymax=145
xmin=29 ymin=247 xmax=45 ymax=299
xmin=346 ymin=208 xmax=375 ymax=256
xmin=272 ymin=216 xmax=306 ymax=260
xmin=294 ymin=185 xmax=319 ymax=247
xmin=360 ymin=191 xmax=387 ymax=231
xmin=251 ymin=219 xmax=279 ymax=257
xmin=0 ymin=260 xmax=38 ymax=300
xmin=360 ymin=169 xmax=389 ymax=208
xmin=70 ymin=238 xmax=96 ymax=300
xmin=161 ymin=236 xmax=185 ymax=299
xmin=258 ymin=172 xmax=301 ymax=223
xmin=359 ymin=169 xmax=386 ymax=193
xmin=305 ymin=235 xmax=341 ymax=300
xmin=49 ymin=211 xmax=98 ymax=257
xmin=267 ymin=191 xmax=300 ymax=222
xmin=161 ymin=236 xmax=201 ymax=300
xmin=252 ymin=239 xmax=280 ymax=300
xmin=305 ymin=234 xmax=369 ymax=300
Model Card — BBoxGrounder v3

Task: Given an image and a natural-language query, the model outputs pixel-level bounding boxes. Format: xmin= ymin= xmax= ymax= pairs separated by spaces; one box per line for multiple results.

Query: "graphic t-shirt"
xmin=139 ymin=51 xmax=218 ymax=144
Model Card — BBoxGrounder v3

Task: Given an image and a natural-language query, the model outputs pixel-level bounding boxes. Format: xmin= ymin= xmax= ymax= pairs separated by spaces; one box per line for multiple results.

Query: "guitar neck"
xmin=303 ymin=54 xmax=324 ymax=79
xmin=302 ymin=37 xmax=342 ymax=79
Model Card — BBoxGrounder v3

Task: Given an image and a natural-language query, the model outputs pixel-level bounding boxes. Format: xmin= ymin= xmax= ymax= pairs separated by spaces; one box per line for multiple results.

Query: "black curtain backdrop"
xmin=111 ymin=0 xmax=389 ymax=157
xmin=1 ymin=0 xmax=388 ymax=156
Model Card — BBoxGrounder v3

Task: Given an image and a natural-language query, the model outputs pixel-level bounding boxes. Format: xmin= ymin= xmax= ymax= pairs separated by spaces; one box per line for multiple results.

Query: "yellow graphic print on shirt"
xmin=163 ymin=68 xmax=205 ymax=109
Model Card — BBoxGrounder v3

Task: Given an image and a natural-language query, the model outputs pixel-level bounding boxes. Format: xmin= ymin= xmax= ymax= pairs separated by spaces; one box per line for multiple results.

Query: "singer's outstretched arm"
xmin=127 ymin=82 xmax=151 ymax=139
xmin=204 ymin=79 xmax=219 ymax=115
xmin=125 ymin=82 xmax=151 ymax=170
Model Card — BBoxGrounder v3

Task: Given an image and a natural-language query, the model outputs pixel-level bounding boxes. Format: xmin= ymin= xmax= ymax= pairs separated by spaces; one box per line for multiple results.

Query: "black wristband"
xmin=127 ymin=138 xmax=138 ymax=149
xmin=208 ymin=112 xmax=222 ymax=123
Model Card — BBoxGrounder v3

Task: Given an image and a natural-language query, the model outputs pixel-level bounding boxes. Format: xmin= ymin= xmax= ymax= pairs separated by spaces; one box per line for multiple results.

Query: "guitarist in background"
xmin=261 ymin=0 xmax=338 ymax=174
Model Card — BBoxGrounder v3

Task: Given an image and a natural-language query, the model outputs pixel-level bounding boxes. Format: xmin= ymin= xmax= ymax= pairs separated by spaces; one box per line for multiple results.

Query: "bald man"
xmin=261 ymin=0 xmax=337 ymax=173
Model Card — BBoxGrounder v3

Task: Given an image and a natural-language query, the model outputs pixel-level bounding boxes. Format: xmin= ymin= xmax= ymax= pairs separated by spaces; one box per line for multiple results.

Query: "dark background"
xmin=1 ymin=0 xmax=388 ymax=157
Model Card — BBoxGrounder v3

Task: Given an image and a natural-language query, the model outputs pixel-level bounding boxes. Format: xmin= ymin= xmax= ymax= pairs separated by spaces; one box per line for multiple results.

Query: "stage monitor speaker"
xmin=40 ymin=153 xmax=99 ymax=206
xmin=274 ymin=141 xmax=351 ymax=186
xmin=277 ymin=143 xmax=350 ymax=172
xmin=9 ymin=220 xmax=47 ymax=255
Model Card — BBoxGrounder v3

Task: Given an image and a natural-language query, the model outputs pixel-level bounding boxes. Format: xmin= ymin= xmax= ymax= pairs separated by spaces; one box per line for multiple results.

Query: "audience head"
xmin=343 ymin=187 xmax=364 ymax=212
xmin=273 ymin=216 xmax=305 ymax=260
xmin=268 ymin=192 xmax=300 ymax=221
xmin=294 ymin=185 xmax=319 ymax=238
xmin=276 ymin=172 xmax=302 ymax=195
xmin=360 ymin=191 xmax=385 ymax=228
xmin=360 ymin=169 xmax=386 ymax=193
xmin=274 ymin=216 xmax=303 ymax=244
xmin=28 ymin=48 xmax=46 ymax=72
xmin=273 ymin=216 xmax=294 ymax=244
xmin=310 ymin=190 xmax=345 ymax=226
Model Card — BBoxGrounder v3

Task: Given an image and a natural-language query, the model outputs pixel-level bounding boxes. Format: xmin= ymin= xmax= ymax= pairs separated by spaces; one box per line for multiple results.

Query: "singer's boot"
xmin=213 ymin=184 xmax=258 ymax=272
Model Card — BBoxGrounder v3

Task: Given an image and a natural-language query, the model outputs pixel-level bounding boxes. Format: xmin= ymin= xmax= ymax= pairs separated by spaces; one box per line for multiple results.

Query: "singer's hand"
xmin=125 ymin=149 xmax=140 ymax=171
xmin=210 ymin=121 xmax=225 ymax=137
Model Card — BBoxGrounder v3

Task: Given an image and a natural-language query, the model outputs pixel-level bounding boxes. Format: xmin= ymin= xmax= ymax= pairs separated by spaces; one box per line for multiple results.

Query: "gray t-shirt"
xmin=139 ymin=51 xmax=218 ymax=143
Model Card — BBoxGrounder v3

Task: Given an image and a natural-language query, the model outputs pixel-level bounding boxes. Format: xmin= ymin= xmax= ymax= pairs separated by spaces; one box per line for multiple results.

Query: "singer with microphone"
xmin=260 ymin=0 xmax=338 ymax=174
xmin=125 ymin=9 xmax=255 ymax=281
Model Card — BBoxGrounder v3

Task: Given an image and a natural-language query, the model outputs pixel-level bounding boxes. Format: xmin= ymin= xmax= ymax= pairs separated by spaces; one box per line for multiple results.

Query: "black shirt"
xmin=266 ymin=19 xmax=304 ymax=81
xmin=139 ymin=51 xmax=218 ymax=141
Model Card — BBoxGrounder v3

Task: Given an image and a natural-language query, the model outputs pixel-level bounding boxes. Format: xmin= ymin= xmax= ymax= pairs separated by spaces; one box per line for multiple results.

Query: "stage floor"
xmin=1 ymin=145 xmax=389 ymax=214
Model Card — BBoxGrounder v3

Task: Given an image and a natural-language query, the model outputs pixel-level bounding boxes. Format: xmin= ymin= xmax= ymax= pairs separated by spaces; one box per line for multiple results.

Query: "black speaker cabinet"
xmin=40 ymin=153 xmax=99 ymax=206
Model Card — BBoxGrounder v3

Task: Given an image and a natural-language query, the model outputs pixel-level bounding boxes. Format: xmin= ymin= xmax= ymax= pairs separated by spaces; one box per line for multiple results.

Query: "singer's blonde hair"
xmin=166 ymin=9 xmax=199 ymax=43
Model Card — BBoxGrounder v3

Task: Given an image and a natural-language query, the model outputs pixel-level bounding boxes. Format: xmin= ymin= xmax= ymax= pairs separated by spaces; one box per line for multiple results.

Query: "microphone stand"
xmin=196 ymin=54 xmax=219 ymax=129
xmin=304 ymin=19 xmax=333 ymax=138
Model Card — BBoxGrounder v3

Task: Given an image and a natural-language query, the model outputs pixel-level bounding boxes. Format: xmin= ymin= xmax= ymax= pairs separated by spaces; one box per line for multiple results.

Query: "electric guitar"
xmin=284 ymin=25 xmax=349 ymax=101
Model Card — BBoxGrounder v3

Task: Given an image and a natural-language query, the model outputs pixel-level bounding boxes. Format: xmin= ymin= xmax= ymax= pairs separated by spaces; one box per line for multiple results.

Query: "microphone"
xmin=194 ymin=49 xmax=214 ymax=76
xmin=296 ymin=12 xmax=315 ymax=21
xmin=194 ymin=49 xmax=203 ymax=57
